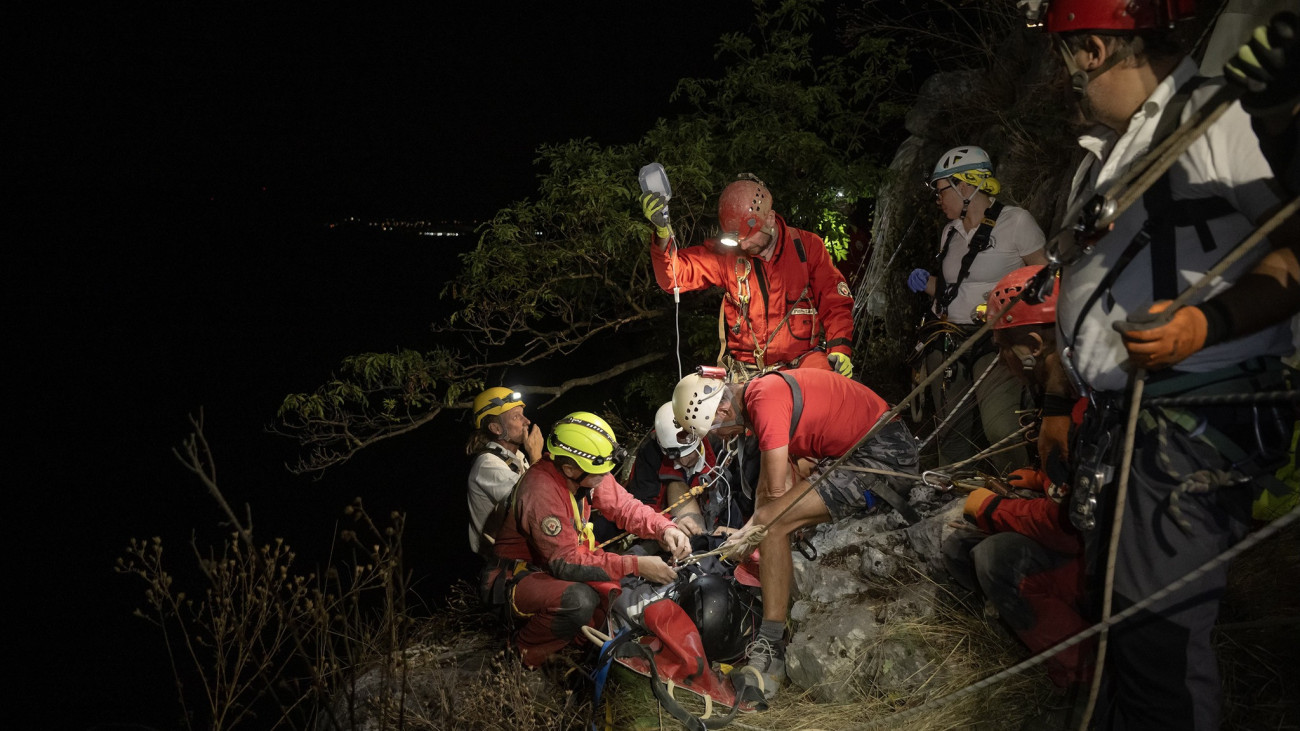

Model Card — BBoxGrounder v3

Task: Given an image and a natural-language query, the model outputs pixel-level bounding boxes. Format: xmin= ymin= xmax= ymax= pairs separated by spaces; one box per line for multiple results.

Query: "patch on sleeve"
xmin=837 ymin=281 xmax=852 ymax=298
xmin=540 ymin=515 xmax=563 ymax=537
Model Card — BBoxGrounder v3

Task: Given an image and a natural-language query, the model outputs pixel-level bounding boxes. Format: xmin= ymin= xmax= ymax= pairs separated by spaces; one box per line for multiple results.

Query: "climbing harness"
xmin=933 ymin=201 xmax=1005 ymax=318
xmin=1074 ymin=191 xmax=1300 ymax=731
xmin=918 ymin=354 xmax=1002 ymax=451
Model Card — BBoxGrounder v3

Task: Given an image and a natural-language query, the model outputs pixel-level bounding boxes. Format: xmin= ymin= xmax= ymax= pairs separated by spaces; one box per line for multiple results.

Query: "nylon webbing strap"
xmin=773 ymin=371 xmax=804 ymax=439
xmin=868 ymin=474 xmax=922 ymax=525
xmin=1137 ymin=75 xmax=1236 ymax=301
xmin=935 ymin=200 xmax=1004 ymax=314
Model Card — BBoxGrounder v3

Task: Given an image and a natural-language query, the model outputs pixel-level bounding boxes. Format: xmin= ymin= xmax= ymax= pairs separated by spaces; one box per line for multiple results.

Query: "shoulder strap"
xmin=935 ymin=201 xmax=1004 ymax=313
xmin=1068 ymin=76 xmax=1233 ymax=345
xmin=741 ymin=371 xmax=804 ymax=440
xmin=482 ymin=442 xmax=523 ymax=473
xmin=793 ymin=234 xmax=806 ymax=263
xmin=1141 ymin=76 xmax=1239 ymax=301
xmin=774 ymin=371 xmax=803 ymax=439
xmin=930 ymin=226 xmax=960 ymax=313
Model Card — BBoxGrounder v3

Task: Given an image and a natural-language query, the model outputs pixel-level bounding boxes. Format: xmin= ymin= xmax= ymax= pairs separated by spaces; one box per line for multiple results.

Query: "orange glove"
xmin=962 ymin=487 xmax=1002 ymax=532
xmin=1005 ymin=467 xmax=1046 ymax=492
xmin=1116 ymin=300 xmax=1207 ymax=371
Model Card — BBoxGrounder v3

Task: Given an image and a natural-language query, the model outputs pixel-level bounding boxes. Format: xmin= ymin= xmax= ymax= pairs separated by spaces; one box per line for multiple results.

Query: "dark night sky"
xmin=12 ymin=4 xmax=748 ymax=729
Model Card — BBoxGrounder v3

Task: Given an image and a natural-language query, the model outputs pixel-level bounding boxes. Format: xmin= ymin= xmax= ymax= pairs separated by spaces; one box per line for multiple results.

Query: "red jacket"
xmin=650 ymin=214 xmax=855 ymax=368
xmin=973 ymin=468 xmax=1082 ymax=555
xmin=494 ymin=460 xmax=675 ymax=582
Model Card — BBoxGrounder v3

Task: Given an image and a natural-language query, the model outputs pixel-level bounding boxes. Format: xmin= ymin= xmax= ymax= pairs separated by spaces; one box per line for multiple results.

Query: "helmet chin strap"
xmin=1060 ymin=36 xmax=1138 ymax=98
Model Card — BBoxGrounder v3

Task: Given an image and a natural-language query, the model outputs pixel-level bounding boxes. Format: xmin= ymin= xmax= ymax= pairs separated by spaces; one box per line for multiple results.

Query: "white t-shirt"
xmin=466 ymin=442 xmax=529 ymax=554
xmin=1056 ymin=57 xmax=1293 ymax=392
xmin=936 ymin=205 xmax=1046 ymax=324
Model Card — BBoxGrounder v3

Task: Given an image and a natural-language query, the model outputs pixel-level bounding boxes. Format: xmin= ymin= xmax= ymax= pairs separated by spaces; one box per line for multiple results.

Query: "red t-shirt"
xmin=743 ymin=368 xmax=888 ymax=459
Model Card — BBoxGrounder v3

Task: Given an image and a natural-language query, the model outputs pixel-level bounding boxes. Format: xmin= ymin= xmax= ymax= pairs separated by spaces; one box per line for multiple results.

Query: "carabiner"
xmin=922 ymin=470 xmax=955 ymax=492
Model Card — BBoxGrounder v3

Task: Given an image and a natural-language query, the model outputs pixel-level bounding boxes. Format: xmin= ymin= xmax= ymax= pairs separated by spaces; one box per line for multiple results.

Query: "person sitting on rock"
xmin=940 ymin=266 xmax=1094 ymax=692
xmin=465 ymin=387 xmax=544 ymax=556
xmin=671 ymin=367 xmax=920 ymax=700
xmin=482 ymin=412 xmax=691 ymax=667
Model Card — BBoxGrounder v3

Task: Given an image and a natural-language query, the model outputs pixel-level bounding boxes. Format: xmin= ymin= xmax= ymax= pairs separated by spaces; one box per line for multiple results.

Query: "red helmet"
xmin=987 ymin=266 xmax=1057 ymax=330
xmin=1036 ymin=0 xmax=1196 ymax=33
xmin=718 ymin=176 xmax=772 ymax=243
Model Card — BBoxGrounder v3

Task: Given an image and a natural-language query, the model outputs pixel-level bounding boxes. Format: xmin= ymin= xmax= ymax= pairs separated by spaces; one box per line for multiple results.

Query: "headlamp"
xmin=474 ymin=391 xmax=523 ymax=420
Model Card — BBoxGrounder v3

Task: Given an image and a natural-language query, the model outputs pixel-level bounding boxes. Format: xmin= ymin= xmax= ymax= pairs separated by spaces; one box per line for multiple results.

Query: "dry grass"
xmin=1217 ymin=521 xmax=1300 ymax=730
xmin=605 ymin=578 xmax=1060 ymax=731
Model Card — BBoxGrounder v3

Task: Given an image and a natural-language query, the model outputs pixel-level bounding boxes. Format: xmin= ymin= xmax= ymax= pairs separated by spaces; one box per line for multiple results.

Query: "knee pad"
xmin=552 ymin=583 xmax=600 ymax=639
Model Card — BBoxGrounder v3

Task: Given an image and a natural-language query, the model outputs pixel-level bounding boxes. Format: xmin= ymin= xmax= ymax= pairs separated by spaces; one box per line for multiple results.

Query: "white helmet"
xmin=672 ymin=373 xmax=728 ymax=438
xmin=930 ymin=145 xmax=994 ymax=183
xmin=654 ymin=402 xmax=700 ymax=456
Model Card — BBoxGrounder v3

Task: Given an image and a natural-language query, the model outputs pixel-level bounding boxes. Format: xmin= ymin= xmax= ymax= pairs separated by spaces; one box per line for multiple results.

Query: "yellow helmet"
xmin=472 ymin=387 xmax=525 ymax=429
xmin=548 ymin=412 xmax=626 ymax=474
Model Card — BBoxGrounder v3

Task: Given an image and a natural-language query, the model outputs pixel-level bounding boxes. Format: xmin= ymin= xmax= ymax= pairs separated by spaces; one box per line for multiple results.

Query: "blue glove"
xmin=907 ymin=268 xmax=931 ymax=293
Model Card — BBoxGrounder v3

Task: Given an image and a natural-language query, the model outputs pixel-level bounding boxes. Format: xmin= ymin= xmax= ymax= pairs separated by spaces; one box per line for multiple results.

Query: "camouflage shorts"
xmin=813 ymin=420 xmax=920 ymax=522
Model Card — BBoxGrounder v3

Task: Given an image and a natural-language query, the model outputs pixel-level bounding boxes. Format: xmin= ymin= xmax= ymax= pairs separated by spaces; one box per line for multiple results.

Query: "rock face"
xmin=781 ymin=491 xmax=967 ymax=703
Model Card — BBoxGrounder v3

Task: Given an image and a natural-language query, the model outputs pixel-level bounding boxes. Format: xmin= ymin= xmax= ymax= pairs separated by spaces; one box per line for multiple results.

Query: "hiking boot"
xmin=739 ymin=636 xmax=786 ymax=700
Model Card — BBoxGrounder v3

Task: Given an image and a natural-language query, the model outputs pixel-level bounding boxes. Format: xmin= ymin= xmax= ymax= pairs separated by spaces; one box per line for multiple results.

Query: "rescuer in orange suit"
xmin=482 ymin=412 xmax=690 ymax=667
xmin=641 ymin=175 xmax=857 ymax=380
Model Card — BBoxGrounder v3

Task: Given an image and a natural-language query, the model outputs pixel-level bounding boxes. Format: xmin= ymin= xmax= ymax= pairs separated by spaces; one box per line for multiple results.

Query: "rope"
xmin=595 ymin=484 xmax=707 ymax=550
xmin=1078 ymin=374 xmax=1145 ymax=729
xmin=918 ymin=354 xmax=1001 ymax=450
xmin=848 ymin=502 xmax=1300 ymax=730
xmin=940 ymin=424 xmax=1034 ymax=473
xmin=598 ymin=443 xmax=741 ymax=550
xmin=1144 ymin=390 xmax=1300 ymax=407
xmin=1075 ymin=193 xmax=1299 ymax=728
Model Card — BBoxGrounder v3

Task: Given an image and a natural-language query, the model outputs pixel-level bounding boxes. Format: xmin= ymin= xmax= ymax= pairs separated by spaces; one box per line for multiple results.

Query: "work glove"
xmin=962 ymin=487 xmax=1002 ymax=533
xmin=907 ymin=268 xmax=931 ymax=293
xmin=1114 ymin=300 xmax=1207 ymax=371
xmin=1005 ymin=467 xmax=1046 ymax=492
xmin=1224 ymin=11 xmax=1299 ymax=116
xmin=640 ymin=191 xmax=673 ymax=240
xmin=828 ymin=353 xmax=854 ymax=379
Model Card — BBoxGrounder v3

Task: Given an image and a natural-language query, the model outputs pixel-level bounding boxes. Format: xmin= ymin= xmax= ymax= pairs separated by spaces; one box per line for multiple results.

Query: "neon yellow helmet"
xmin=472 ymin=387 xmax=525 ymax=429
xmin=548 ymin=412 xmax=626 ymax=474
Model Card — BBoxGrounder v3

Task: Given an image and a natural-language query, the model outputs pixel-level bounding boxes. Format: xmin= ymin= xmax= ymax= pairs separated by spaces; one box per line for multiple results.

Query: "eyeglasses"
xmin=664 ymin=433 xmax=699 ymax=459
xmin=474 ymin=391 xmax=523 ymax=420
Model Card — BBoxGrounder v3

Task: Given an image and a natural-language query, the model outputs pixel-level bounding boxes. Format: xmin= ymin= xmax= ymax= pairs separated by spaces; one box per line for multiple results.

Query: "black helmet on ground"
xmin=675 ymin=574 xmax=756 ymax=664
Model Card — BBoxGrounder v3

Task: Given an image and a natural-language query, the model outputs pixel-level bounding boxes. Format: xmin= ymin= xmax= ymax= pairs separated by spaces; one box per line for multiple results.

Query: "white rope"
xmin=919 ymin=353 xmax=1001 ymax=450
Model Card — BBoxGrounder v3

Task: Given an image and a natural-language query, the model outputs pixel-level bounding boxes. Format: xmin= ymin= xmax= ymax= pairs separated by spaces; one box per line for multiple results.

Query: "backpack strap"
xmin=773 ymin=371 xmax=803 ymax=440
